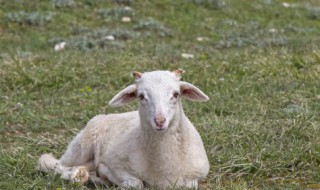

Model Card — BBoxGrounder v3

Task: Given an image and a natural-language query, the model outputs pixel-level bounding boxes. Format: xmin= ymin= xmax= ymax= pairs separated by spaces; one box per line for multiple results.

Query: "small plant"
xmin=113 ymin=0 xmax=132 ymax=6
xmin=48 ymin=37 xmax=65 ymax=46
xmin=308 ymin=8 xmax=320 ymax=20
xmin=52 ymin=0 xmax=76 ymax=8
xmin=214 ymin=20 xmax=288 ymax=49
xmin=109 ymin=29 xmax=140 ymax=40
xmin=262 ymin=0 xmax=274 ymax=5
xmin=191 ymin=0 xmax=225 ymax=9
xmin=67 ymin=36 xmax=125 ymax=51
xmin=65 ymin=28 xmax=138 ymax=51
xmin=97 ymin=7 xmax=134 ymax=19
xmin=86 ymin=28 xmax=139 ymax=41
xmin=51 ymin=27 xmax=139 ymax=51
xmin=6 ymin=11 xmax=53 ymax=26
xmin=134 ymin=18 xmax=172 ymax=37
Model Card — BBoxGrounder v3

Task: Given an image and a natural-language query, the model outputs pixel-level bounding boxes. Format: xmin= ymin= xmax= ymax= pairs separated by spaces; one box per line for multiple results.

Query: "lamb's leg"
xmin=59 ymin=130 xmax=94 ymax=167
xmin=60 ymin=166 xmax=89 ymax=184
xmin=184 ymin=179 xmax=198 ymax=189
xmin=37 ymin=153 xmax=90 ymax=184
xmin=38 ymin=130 xmax=95 ymax=184
xmin=98 ymin=163 xmax=144 ymax=188
xmin=59 ymin=131 xmax=96 ymax=183
xmin=88 ymin=171 xmax=112 ymax=186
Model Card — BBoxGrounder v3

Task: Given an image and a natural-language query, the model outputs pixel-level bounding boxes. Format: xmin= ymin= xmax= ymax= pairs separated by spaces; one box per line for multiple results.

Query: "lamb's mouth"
xmin=154 ymin=125 xmax=167 ymax=132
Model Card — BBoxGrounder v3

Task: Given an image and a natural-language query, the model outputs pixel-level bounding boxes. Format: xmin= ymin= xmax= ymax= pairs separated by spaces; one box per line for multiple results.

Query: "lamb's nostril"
xmin=155 ymin=117 xmax=166 ymax=127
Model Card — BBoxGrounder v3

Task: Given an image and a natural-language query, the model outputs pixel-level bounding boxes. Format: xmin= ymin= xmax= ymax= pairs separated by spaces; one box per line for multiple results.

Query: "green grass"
xmin=1 ymin=0 xmax=320 ymax=189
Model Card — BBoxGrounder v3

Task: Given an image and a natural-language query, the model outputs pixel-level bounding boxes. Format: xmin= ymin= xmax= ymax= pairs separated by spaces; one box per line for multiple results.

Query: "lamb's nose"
xmin=154 ymin=116 xmax=166 ymax=127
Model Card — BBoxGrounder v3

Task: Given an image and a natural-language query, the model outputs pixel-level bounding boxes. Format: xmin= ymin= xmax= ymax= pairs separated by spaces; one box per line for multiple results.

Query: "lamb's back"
xmin=80 ymin=111 xmax=140 ymax=160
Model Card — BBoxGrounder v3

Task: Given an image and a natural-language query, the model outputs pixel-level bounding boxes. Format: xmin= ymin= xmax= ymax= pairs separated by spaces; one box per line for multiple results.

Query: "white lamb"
xmin=37 ymin=69 xmax=210 ymax=189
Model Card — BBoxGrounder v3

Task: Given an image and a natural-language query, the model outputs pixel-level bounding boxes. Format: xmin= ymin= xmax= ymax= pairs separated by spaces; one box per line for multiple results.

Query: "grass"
xmin=0 ymin=0 xmax=320 ymax=189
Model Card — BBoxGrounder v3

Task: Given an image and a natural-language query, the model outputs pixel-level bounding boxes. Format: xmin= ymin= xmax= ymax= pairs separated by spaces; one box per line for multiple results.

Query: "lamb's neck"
xmin=139 ymin=107 xmax=188 ymax=157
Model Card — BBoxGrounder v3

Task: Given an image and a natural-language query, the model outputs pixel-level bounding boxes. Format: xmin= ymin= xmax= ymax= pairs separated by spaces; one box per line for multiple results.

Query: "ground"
xmin=0 ymin=0 xmax=320 ymax=189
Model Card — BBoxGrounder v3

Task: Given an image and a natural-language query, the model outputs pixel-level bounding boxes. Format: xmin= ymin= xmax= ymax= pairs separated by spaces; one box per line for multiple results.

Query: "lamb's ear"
xmin=132 ymin=71 xmax=143 ymax=80
xmin=108 ymin=84 xmax=137 ymax=107
xmin=180 ymin=81 xmax=209 ymax=102
xmin=172 ymin=69 xmax=185 ymax=79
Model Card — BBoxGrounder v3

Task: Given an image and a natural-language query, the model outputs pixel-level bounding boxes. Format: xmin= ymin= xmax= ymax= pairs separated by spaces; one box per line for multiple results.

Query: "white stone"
xmin=104 ymin=35 xmax=115 ymax=41
xmin=124 ymin=6 xmax=132 ymax=11
xmin=282 ymin=2 xmax=290 ymax=8
xmin=54 ymin=42 xmax=66 ymax=51
xmin=196 ymin=37 xmax=208 ymax=41
xmin=121 ymin=17 xmax=131 ymax=22
xmin=181 ymin=53 xmax=194 ymax=59
xmin=269 ymin=28 xmax=277 ymax=33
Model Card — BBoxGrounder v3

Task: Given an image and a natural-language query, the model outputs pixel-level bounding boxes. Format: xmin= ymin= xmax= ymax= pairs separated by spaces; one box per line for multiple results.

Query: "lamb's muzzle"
xmin=154 ymin=114 xmax=166 ymax=130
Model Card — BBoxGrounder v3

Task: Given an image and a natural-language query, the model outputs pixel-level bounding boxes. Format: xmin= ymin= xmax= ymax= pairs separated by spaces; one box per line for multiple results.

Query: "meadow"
xmin=0 ymin=0 xmax=320 ymax=189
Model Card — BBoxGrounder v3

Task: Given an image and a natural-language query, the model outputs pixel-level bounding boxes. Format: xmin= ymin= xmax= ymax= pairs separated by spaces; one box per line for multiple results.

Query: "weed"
xmin=214 ymin=20 xmax=288 ymax=49
xmin=113 ymin=0 xmax=133 ymax=6
xmin=134 ymin=18 xmax=172 ymax=37
xmin=52 ymin=0 xmax=76 ymax=8
xmin=308 ymin=8 xmax=320 ymax=20
xmin=5 ymin=11 xmax=53 ymax=26
xmin=191 ymin=0 xmax=225 ymax=9
xmin=63 ymin=28 xmax=139 ymax=51
xmin=97 ymin=7 xmax=134 ymax=19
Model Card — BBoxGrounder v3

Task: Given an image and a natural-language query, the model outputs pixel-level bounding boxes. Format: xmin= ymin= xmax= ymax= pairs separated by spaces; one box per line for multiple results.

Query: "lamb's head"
xmin=109 ymin=70 xmax=209 ymax=132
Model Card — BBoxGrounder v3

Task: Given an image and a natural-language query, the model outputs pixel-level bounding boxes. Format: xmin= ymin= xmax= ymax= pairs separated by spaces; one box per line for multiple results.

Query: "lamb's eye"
xmin=173 ymin=92 xmax=180 ymax=98
xmin=138 ymin=94 xmax=145 ymax=100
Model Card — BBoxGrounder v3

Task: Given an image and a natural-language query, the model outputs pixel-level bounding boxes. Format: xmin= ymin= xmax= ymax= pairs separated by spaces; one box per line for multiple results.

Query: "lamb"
xmin=37 ymin=69 xmax=210 ymax=189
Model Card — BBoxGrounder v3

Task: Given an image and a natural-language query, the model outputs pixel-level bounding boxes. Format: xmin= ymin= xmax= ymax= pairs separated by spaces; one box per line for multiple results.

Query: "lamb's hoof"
xmin=71 ymin=166 xmax=89 ymax=184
